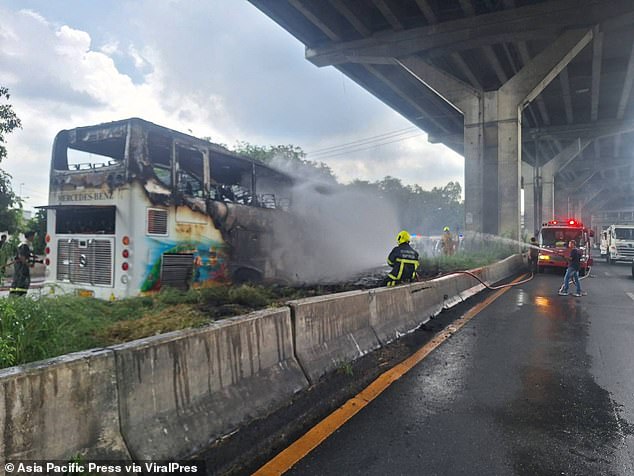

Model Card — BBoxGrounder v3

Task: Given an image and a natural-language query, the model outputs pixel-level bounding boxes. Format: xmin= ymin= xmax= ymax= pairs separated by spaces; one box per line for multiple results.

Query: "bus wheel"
xmin=537 ymin=266 xmax=544 ymax=274
xmin=232 ymin=268 xmax=263 ymax=284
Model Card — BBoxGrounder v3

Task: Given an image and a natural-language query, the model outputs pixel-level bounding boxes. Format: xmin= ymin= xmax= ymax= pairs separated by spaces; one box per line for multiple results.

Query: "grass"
xmin=0 ymin=284 xmax=285 ymax=368
xmin=0 ymin=240 xmax=517 ymax=369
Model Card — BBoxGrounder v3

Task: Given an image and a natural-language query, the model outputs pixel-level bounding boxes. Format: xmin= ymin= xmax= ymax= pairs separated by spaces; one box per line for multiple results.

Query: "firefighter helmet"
xmin=443 ymin=226 xmax=450 ymax=232
xmin=397 ymin=230 xmax=411 ymax=245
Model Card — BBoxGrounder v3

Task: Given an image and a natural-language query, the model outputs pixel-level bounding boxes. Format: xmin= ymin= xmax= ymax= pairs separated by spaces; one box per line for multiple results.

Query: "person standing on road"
xmin=386 ymin=230 xmax=420 ymax=287
xmin=10 ymin=231 xmax=37 ymax=297
xmin=529 ymin=236 xmax=539 ymax=273
xmin=558 ymin=240 xmax=586 ymax=297
xmin=441 ymin=226 xmax=455 ymax=256
xmin=0 ymin=234 xmax=7 ymax=250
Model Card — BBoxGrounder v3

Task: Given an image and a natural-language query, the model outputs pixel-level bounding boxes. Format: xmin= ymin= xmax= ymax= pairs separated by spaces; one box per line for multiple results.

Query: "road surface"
xmin=271 ymin=260 xmax=634 ymax=475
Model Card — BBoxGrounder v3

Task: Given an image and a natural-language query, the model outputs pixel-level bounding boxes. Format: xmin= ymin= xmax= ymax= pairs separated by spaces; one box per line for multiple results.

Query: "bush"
xmin=0 ymin=297 xmax=64 ymax=367
xmin=228 ymin=285 xmax=271 ymax=308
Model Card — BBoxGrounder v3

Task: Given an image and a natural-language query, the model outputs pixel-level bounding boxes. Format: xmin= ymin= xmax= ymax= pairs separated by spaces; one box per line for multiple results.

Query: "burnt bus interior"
xmin=141 ymin=124 xmax=294 ymax=209
xmin=55 ymin=206 xmax=116 ymax=235
xmin=52 ymin=125 xmax=127 ymax=171
xmin=51 ymin=119 xmax=294 ymax=210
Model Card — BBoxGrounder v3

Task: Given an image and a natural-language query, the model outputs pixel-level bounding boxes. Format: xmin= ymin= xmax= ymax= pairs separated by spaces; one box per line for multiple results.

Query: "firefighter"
xmin=386 ymin=230 xmax=420 ymax=287
xmin=528 ymin=236 xmax=539 ymax=273
xmin=441 ymin=226 xmax=455 ymax=256
xmin=10 ymin=231 xmax=38 ymax=297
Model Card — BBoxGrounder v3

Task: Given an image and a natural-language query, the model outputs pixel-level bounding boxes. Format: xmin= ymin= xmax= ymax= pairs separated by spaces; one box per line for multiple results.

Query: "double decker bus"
xmin=42 ymin=118 xmax=296 ymax=299
xmin=537 ymin=219 xmax=593 ymax=275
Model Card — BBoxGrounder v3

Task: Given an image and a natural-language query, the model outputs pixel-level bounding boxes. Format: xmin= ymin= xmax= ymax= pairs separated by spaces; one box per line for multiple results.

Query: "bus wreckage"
xmin=42 ymin=118 xmax=302 ymax=299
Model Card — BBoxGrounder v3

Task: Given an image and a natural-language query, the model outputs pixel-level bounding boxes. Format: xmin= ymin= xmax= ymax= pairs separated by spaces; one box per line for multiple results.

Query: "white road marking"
xmin=604 ymin=272 xmax=612 ymax=276
xmin=627 ymin=292 xmax=634 ymax=302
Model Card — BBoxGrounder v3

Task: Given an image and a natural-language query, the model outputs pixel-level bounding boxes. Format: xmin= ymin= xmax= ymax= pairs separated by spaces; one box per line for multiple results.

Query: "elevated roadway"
xmin=258 ymin=260 xmax=634 ymax=475
xmin=250 ymin=0 xmax=634 ymax=238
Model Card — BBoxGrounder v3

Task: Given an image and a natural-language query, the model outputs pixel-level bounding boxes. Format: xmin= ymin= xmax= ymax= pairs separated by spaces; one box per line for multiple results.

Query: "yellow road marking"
xmin=254 ymin=274 xmax=528 ymax=476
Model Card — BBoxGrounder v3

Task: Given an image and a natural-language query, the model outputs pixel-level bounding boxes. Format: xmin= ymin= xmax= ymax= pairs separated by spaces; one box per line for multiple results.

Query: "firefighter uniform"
xmin=441 ymin=226 xmax=455 ymax=256
xmin=386 ymin=231 xmax=420 ymax=287
xmin=10 ymin=235 xmax=35 ymax=297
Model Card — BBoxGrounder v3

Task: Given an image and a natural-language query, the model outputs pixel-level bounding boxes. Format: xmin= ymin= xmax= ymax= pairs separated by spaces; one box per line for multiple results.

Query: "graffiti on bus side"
xmin=141 ymin=238 xmax=229 ymax=292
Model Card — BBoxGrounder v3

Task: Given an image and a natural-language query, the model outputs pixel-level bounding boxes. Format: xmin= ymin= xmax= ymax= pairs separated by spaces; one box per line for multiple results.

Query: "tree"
xmin=0 ymin=86 xmax=22 ymax=233
xmin=232 ymin=141 xmax=337 ymax=184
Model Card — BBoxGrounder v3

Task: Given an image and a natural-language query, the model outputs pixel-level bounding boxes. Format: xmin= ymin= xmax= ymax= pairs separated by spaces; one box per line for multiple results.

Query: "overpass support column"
xmin=542 ymin=138 xmax=591 ymax=221
xmin=541 ymin=166 xmax=556 ymax=222
xmin=399 ymin=28 xmax=593 ymax=240
xmin=522 ymin=162 xmax=537 ymax=236
xmin=554 ymin=188 xmax=570 ymax=218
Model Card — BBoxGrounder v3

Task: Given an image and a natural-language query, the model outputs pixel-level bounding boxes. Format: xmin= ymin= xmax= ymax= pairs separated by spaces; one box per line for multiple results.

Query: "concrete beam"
xmin=372 ymin=0 xmax=404 ymax=30
xmin=560 ymin=68 xmax=574 ymax=124
xmin=306 ymin=0 xmax=634 ymax=67
xmin=501 ymin=28 xmax=593 ymax=110
xmin=363 ymin=64 xmax=457 ymax=132
xmin=590 ymin=26 xmax=604 ymax=122
xmin=289 ymin=0 xmax=341 ymax=41
xmin=542 ymin=138 xmax=591 ymax=172
xmin=328 ymin=0 xmax=371 ymax=37
xmin=527 ymin=118 xmax=634 ymax=141
xmin=396 ymin=56 xmax=480 ymax=114
xmin=617 ymin=41 xmax=634 ymax=120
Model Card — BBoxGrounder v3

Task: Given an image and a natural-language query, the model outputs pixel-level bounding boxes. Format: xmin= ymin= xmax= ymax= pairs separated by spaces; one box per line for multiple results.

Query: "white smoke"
xmin=267 ymin=159 xmax=399 ymax=283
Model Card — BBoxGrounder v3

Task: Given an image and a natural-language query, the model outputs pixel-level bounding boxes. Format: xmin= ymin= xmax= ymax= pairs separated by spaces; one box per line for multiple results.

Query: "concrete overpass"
xmin=248 ymin=0 xmax=634 ymax=238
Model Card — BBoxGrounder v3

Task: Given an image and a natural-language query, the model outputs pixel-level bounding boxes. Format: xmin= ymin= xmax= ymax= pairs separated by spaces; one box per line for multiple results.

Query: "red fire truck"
xmin=537 ymin=219 xmax=594 ymax=275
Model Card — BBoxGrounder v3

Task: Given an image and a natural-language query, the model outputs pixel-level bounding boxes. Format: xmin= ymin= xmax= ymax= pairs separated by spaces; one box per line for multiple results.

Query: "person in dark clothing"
xmin=558 ymin=240 xmax=586 ymax=297
xmin=10 ymin=231 xmax=37 ymax=297
xmin=386 ymin=230 xmax=420 ymax=287
xmin=528 ymin=236 xmax=539 ymax=273
xmin=0 ymin=234 xmax=7 ymax=249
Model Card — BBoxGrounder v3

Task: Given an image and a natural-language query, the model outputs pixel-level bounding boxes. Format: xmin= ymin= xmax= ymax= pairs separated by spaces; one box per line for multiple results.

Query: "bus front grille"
xmin=57 ymin=239 xmax=114 ymax=286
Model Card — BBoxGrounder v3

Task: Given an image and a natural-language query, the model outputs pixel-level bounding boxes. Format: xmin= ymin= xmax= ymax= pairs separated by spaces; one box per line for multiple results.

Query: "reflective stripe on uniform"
xmin=9 ymin=288 xmax=28 ymax=292
xmin=392 ymin=258 xmax=419 ymax=280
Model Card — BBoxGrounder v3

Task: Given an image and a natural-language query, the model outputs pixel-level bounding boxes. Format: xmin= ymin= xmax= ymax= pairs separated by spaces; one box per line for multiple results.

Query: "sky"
xmin=0 ymin=0 xmax=464 ymax=212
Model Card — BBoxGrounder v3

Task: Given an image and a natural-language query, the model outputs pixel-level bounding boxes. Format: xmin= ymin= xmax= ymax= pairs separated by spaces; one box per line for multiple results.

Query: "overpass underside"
xmin=249 ymin=0 xmax=634 ymax=238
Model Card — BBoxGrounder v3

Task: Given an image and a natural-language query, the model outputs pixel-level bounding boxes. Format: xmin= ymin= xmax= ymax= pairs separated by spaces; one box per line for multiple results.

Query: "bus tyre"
xmin=232 ymin=267 xmax=263 ymax=285
xmin=537 ymin=266 xmax=544 ymax=274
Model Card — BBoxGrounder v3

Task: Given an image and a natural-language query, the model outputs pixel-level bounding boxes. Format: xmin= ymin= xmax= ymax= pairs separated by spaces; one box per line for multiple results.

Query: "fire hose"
xmin=414 ymin=268 xmax=534 ymax=292
xmin=413 ymin=251 xmax=592 ymax=293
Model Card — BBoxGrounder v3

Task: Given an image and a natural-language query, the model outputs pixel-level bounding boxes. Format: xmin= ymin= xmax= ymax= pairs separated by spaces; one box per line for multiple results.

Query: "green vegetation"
xmin=232 ymin=141 xmax=464 ymax=235
xmin=419 ymin=251 xmax=509 ymax=276
xmin=0 ymin=86 xmax=23 ymax=235
xmin=0 ymin=284 xmax=293 ymax=369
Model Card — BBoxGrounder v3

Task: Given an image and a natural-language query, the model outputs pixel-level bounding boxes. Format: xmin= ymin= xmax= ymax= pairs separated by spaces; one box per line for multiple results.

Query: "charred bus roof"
xmin=51 ymin=117 xmax=294 ymax=184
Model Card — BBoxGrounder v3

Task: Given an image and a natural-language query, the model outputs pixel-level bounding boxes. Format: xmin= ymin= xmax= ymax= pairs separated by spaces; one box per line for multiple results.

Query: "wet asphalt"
xmin=287 ymin=260 xmax=634 ymax=476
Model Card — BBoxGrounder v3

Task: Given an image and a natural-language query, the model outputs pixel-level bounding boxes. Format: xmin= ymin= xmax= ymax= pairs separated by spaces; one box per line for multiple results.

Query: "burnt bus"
xmin=42 ymin=118 xmax=295 ymax=299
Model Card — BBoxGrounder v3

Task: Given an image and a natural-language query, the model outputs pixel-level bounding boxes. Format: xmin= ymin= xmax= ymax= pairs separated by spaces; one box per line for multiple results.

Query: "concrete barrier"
xmin=432 ymin=274 xmax=462 ymax=310
xmin=0 ymin=349 xmax=130 ymax=462
xmin=369 ymin=282 xmax=442 ymax=345
xmin=289 ymin=290 xmax=380 ymax=384
xmin=455 ymin=267 xmax=486 ymax=300
xmin=485 ymin=254 xmax=525 ymax=284
xmin=112 ymin=308 xmax=308 ymax=460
